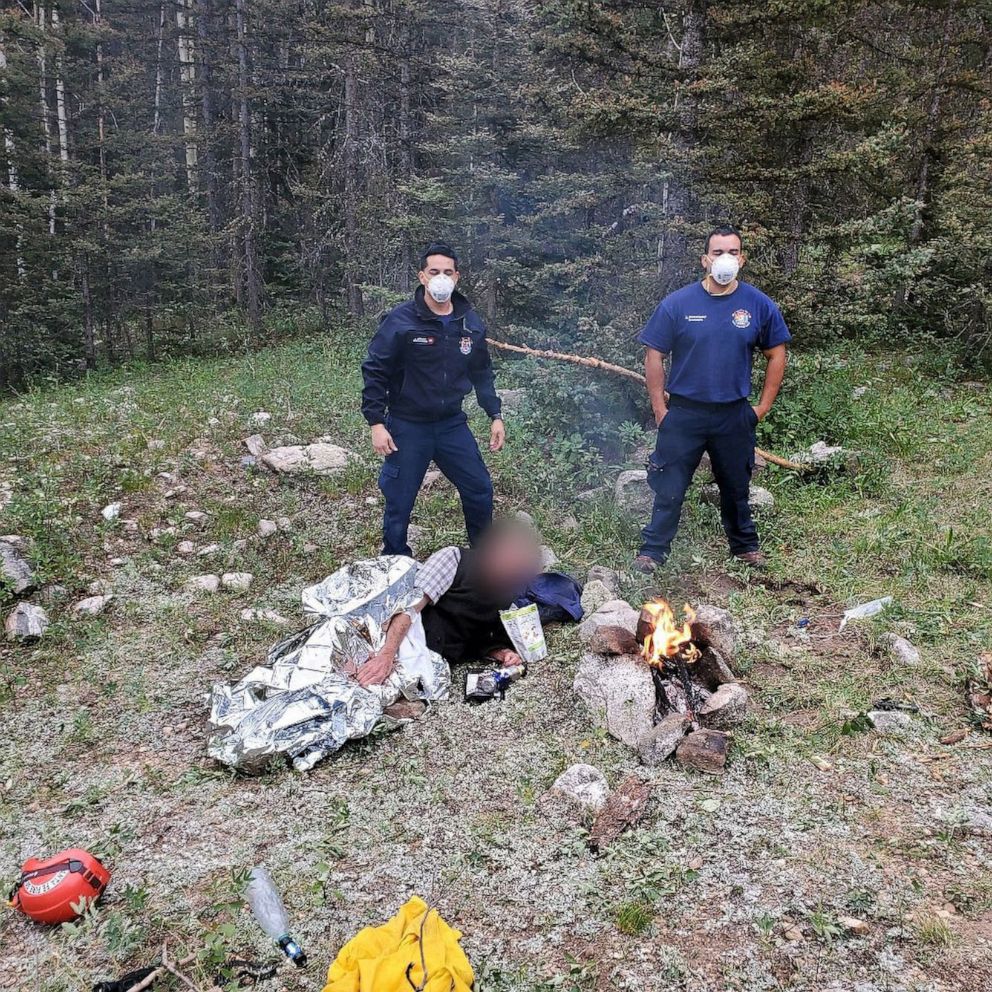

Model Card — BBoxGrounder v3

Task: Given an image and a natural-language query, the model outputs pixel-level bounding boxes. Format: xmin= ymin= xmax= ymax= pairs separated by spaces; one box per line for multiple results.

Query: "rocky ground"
xmin=1 ymin=339 xmax=991 ymax=991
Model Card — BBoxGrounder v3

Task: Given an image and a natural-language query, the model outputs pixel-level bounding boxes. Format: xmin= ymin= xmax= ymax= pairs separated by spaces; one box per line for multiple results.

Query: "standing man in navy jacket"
xmin=635 ymin=225 xmax=791 ymax=572
xmin=361 ymin=242 xmax=505 ymax=556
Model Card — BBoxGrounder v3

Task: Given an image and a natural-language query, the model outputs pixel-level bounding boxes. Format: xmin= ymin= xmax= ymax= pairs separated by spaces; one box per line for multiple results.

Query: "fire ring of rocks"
xmin=574 ymin=597 xmax=747 ymax=775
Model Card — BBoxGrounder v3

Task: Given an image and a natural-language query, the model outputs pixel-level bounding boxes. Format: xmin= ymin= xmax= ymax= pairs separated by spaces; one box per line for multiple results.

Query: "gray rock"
xmin=690 ymin=605 xmax=740 ymax=665
xmin=0 ymin=537 xmax=35 ymax=595
xmin=693 ymin=645 xmax=738 ymax=690
xmin=549 ymin=763 xmax=609 ymax=813
xmin=276 ymin=516 xmax=292 ymax=531
xmin=40 ymin=584 xmax=69 ymax=605
xmin=638 ymin=713 xmax=689 ymax=767
xmin=615 ymin=470 xmax=652 ymax=515
xmin=867 ymin=709 xmax=913 ymax=733
xmin=176 ymin=541 xmax=197 ymax=556
xmin=184 ymin=510 xmax=210 ymax=526
xmin=792 ymin=440 xmax=861 ymax=472
xmin=73 ymin=594 xmax=113 ymax=616
xmin=221 ymin=572 xmax=254 ymax=593
xmin=186 ymin=574 xmax=220 ymax=594
xmin=514 ymin=510 xmax=535 ymax=527
xmin=701 ymin=483 xmax=774 ymax=510
xmin=87 ymin=579 xmax=113 ymax=596
xmin=240 ymin=608 xmax=291 ymax=626
xmin=586 ymin=565 xmax=620 ymax=596
xmin=5 ymin=603 xmax=49 ymax=642
xmin=257 ymin=519 xmax=278 ymax=538
xmin=574 ymin=652 xmax=656 ymax=748
xmin=420 ymin=469 xmax=444 ymax=490
xmin=579 ymin=599 xmax=640 ymax=643
xmin=243 ymin=434 xmax=268 ymax=458
xmin=580 ymin=579 xmax=613 ymax=616
xmin=101 ymin=502 xmax=122 ymax=521
xmin=881 ymin=633 xmax=921 ymax=666
xmin=497 ymin=388 xmax=526 ymax=412
xmin=249 ymin=411 xmax=271 ymax=426
xmin=561 ymin=515 xmax=579 ymax=533
xmin=697 ymin=683 xmax=749 ymax=730
xmin=197 ymin=544 xmax=221 ymax=557
xmin=261 ymin=442 xmax=352 ymax=475
xmin=539 ymin=545 xmax=558 ymax=570
xmin=407 ymin=524 xmax=424 ymax=554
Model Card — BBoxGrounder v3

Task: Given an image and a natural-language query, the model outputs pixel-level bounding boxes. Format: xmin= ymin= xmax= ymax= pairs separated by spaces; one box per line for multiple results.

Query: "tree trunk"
xmin=235 ymin=0 xmax=261 ymax=333
xmin=51 ymin=3 xmax=69 ymax=165
xmin=175 ymin=0 xmax=199 ymax=193
xmin=0 ymin=37 xmax=26 ymax=279
xmin=343 ymin=53 xmax=364 ymax=316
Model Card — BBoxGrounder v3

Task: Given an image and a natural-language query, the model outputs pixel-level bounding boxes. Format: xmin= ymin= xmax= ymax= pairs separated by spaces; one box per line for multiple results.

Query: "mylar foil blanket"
xmin=207 ymin=555 xmax=450 ymax=772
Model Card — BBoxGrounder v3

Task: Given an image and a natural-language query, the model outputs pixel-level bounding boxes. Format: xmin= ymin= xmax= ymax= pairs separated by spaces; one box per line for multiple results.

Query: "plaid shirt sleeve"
xmin=415 ymin=547 xmax=462 ymax=604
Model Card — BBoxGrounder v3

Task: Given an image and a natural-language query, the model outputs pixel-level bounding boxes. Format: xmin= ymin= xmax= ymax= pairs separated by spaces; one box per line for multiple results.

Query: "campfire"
xmin=638 ymin=599 xmax=709 ymax=727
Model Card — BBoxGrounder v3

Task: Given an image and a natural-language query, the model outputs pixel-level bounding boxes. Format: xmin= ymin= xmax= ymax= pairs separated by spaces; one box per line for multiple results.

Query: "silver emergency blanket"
xmin=207 ymin=555 xmax=450 ymax=773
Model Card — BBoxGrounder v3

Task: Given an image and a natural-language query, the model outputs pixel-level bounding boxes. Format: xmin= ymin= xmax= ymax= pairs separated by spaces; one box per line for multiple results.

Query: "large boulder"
xmin=574 ymin=652 xmax=655 ymax=748
xmin=615 ymin=470 xmax=652 ymax=516
xmin=5 ymin=603 xmax=49 ymax=642
xmin=261 ymin=442 xmax=353 ymax=476
xmin=0 ymin=537 xmax=36 ymax=595
xmin=579 ymin=599 xmax=640 ymax=644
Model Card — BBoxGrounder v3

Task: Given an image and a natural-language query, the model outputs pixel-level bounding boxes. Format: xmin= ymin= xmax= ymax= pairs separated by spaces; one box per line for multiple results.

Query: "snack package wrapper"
xmin=499 ymin=603 xmax=547 ymax=662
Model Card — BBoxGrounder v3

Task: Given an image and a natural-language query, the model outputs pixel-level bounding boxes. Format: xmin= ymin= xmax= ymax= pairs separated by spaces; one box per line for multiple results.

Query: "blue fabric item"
xmin=361 ymin=286 xmax=502 ymax=426
xmin=638 ymin=281 xmax=792 ymax=404
xmin=378 ymin=414 xmax=493 ymax=555
xmin=515 ymin=572 xmax=584 ymax=624
xmin=639 ymin=396 xmax=759 ymax=562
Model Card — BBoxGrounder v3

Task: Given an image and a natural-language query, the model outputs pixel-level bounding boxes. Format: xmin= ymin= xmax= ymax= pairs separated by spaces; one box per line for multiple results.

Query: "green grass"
xmin=1 ymin=330 xmax=991 ymax=989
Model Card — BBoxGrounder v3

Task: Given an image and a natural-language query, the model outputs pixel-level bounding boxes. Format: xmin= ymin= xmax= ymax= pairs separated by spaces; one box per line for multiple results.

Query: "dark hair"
xmin=704 ymin=225 xmax=743 ymax=253
xmin=419 ymin=242 xmax=459 ymax=271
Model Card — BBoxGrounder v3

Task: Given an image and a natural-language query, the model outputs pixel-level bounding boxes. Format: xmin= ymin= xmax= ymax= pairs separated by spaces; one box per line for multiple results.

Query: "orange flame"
xmin=641 ymin=598 xmax=698 ymax=668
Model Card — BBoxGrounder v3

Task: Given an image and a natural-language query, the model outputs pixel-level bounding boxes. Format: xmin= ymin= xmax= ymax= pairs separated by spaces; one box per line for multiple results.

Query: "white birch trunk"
xmin=153 ymin=2 xmax=166 ymax=136
xmin=51 ymin=3 xmax=69 ymax=165
xmin=34 ymin=3 xmax=57 ymax=237
xmin=175 ymin=0 xmax=198 ymax=192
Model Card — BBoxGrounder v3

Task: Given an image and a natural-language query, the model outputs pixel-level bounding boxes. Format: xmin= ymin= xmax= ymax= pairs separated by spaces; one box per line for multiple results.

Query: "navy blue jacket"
xmin=361 ymin=287 xmax=502 ymax=426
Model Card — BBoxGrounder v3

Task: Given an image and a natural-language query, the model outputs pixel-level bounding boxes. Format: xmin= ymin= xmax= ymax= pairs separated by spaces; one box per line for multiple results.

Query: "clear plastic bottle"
xmin=245 ymin=867 xmax=307 ymax=968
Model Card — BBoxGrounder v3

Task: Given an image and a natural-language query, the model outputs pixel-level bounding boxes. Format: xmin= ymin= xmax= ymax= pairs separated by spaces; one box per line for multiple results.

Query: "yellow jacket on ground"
xmin=322 ymin=895 xmax=474 ymax=992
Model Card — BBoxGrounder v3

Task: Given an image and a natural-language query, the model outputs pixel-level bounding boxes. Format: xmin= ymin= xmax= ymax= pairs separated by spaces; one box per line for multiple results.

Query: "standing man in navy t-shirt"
xmin=634 ymin=225 xmax=791 ymax=572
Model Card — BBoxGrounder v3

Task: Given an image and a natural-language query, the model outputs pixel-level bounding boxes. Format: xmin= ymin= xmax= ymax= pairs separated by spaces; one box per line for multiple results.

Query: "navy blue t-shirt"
xmin=638 ymin=281 xmax=792 ymax=403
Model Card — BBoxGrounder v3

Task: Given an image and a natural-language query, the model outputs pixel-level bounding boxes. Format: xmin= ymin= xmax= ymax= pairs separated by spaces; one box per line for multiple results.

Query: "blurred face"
xmin=701 ymin=233 xmax=745 ymax=275
xmin=477 ymin=528 xmax=541 ymax=602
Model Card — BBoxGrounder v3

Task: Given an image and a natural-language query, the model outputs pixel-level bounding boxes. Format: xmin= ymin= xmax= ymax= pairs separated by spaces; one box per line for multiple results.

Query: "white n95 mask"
xmin=709 ymin=254 xmax=740 ymax=286
xmin=427 ymin=274 xmax=455 ymax=304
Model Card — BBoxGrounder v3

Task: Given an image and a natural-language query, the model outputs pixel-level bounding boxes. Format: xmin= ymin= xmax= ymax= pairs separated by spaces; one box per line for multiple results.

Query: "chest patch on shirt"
xmin=459 ymin=336 xmax=473 ymax=355
xmin=685 ymin=314 xmax=707 ymax=322
xmin=731 ymin=309 xmax=752 ymax=328
xmin=411 ymin=335 xmax=436 ymax=345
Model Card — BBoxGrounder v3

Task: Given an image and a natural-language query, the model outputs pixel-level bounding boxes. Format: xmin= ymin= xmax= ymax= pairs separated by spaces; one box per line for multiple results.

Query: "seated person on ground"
xmin=356 ymin=519 xmax=541 ymax=687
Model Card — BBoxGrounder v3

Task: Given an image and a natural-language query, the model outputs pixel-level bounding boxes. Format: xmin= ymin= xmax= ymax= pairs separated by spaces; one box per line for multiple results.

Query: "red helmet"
xmin=9 ymin=848 xmax=110 ymax=925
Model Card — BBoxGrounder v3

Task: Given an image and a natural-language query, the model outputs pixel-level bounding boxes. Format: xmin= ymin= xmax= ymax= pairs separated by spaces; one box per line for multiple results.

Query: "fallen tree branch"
xmin=489 ymin=338 xmax=809 ymax=472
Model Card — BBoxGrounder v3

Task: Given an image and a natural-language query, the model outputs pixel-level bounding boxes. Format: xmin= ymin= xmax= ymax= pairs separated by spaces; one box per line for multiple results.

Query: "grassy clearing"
xmin=1 ymin=330 xmax=991 ymax=991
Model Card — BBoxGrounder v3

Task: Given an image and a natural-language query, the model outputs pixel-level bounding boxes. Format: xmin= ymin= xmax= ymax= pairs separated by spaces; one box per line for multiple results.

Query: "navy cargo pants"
xmin=379 ymin=413 xmax=494 ymax=556
xmin=640 ymin=395 xmax=759 ymax=563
